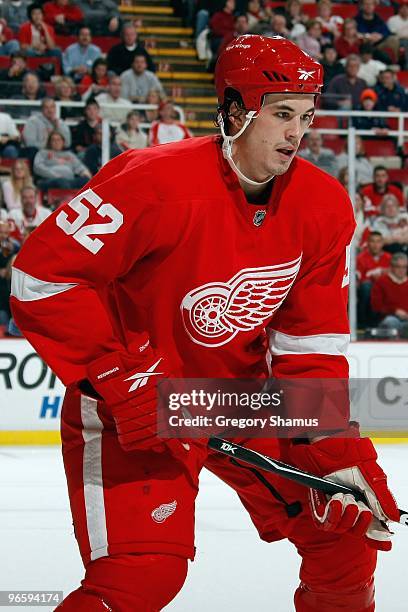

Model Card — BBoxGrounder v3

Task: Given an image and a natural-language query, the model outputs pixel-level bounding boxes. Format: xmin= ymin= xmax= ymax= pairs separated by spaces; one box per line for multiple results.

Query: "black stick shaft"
xmin=208 ymin=437 xmax=408 ymax=526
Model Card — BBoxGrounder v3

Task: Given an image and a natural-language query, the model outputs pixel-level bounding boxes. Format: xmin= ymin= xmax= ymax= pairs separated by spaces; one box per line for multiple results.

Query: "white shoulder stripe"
xmin=11 ymin=267 xmax=77 ymax=302
xmin=269 ymin=329 xmax=350 ymax=356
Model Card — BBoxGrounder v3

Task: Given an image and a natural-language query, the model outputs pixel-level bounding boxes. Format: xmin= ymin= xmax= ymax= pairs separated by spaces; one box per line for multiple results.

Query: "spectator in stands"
xmin=83 ymin=123 xmax=120 ymax=175
xmin=325 ymin=54 xmax=367 ymax=109
xmin=298 ymin=130 xmax=338 ymax=176
xmin=8 ymin=185 xmax=50 ymax=234
xmin=375 ymin=69 xmax=408 ymax=112
xmin=352 ymin=88 xmax=389 ymax=131
xmin=23 ymin=97 xmax=72 ymax=153
xmin=372 ymin=194 xmax=408 ymax=253
xmin=353 ymin=135 xmax=374 ymax=186
xmin=356 ymin=0 xmax=399 ymax=65
xmin=387 ymin=1 xmax=408 ymax=69
xmin=19 ymin=3 xmax=61 ymax=62
xmin=355 ymin=137 xmax=375 ymax=185
xmin=371 ymin=252 xmax=408 ymax=336
xmin=357 ymin=230 xmax=391 ymax=326
xmin=335 ymin=18 xmax=362 ymax=59
xmin=62 ymin=26 xmax=102 ymax=83
xmin=285 ymin=0 xmax=307 ymax=39
xmin=193 ymin=0 xmax=215 ymax=39
xmin=0 ymin=110 xmax=20 ymax=159
xmin=337 ymin=166 xmax=348 ymax=190
xmin=0 ymin=219 xmax=20 ymax=326
xmin=143 ymin=89 xmax=165 ymax=123
xmin=268 ymin=14 xmax=290 ymax=38
xmin=354 ymin=190 xmax=372 ymax=247
xmin=149 ymin=101 xmax=192 ymax=146
xmin=0 ymin=52 xmax=28 ymax=98
xmin=209 ymin=0 xmax=236 ymax=57
xmin=77 ymin=0 xmax=121 ymax=36
xmin=54 ymin=76 xmax=82 ymax=118
xmin=78 ymin=57 xmax=108 ymax=99
xmin=0 ymin=17 xmax=20 ymax=54
xmin=15 ymin=71 xmax=44 ymax=101
xmin=315 ymin=0 xmax=343 ymax=43
xmin=34 ymin=130 xmax=91 ymax=190
xmin=0 ymin=0 xmax=30 ymax=34
xmin=71 ymin=98 xmax=100 ymax=155
xmin=321 ymin=44 xmax=344 ymax=89
xmin=296 ymin=20 xmax=323 ymax=60
xmin=11 ymin=70 xmax=46 ymax=119
xmin=357 ymin=43 xmax=387 ymax=87
xmin=246 ymin=0 xmax=266 ymax=30
xmin=362 ymin=166 xmax=404 ymax=218
xmin=298 ymin=130 xmax=339 ymax=176
xmin=43 ymin=0 xmax=84 ymax=35
xmin=1 ymin=159 xmax=34 ymax=211
xmin=219 ymin=14 xmax=250 ymax=56
xmin=115 ymin=110 xmax=147 ymax=152
xmin=121 ymin=54 xmax=165 ymax=104
xmin=107 ymin=22 xmax=155 ymax=75
xmin=95 ymin=74 xmax=132 ymax=123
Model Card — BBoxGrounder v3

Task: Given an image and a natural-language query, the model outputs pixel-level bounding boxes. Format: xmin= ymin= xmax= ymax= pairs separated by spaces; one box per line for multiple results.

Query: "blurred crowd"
xmin=0 ymin=0 xmax=408 ymax=338
xmin=0 ymin=0 xmax=195 ymax=331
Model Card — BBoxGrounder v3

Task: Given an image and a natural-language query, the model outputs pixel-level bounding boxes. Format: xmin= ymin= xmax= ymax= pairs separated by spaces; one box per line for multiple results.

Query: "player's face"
xmin=233 ymin=94 xmax=315 ymax=180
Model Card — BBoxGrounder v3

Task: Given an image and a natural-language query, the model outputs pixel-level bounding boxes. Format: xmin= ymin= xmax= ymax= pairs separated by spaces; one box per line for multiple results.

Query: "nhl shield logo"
xmin=253 ymin=210 xmax=266 ymax=227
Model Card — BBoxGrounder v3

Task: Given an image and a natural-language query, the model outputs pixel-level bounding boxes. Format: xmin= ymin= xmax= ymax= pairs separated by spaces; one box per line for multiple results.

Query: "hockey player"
xmin=10 ymin=36 xmax=398 ymax=611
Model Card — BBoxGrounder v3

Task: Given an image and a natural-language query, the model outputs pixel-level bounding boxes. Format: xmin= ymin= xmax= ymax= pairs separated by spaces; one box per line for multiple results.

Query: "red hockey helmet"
xmin=215 ymin=35 xmax=323 ymax=112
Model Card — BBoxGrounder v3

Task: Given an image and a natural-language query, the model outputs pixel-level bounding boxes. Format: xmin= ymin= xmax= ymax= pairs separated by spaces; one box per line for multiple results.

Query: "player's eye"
xmin=301 ymin=114 xmax=313 ymax=124
xmin=276 ymin=112 xmax=290 ymax=119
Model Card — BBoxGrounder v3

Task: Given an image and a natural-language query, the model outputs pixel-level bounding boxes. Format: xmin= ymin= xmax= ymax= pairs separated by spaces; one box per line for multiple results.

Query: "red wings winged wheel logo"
xmin=180 ymin=256 xmax=302 ymax=347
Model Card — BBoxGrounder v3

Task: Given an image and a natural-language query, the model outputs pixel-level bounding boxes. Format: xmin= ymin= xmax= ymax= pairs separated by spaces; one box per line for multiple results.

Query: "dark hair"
xmin=126 ymin=110 xmax=141 ymax=121
xmin=85 ymin=99 xmax=99 ymax=109
xmin=121 ymin=21 xmax=137 ymax=36
xmin=368 ymin=231 xmax=383 ymax=239
xmin=374 ymin=165 xmax=387 ymax=174
xmin=27 ymin=3 xmax=42 ymax=20
xmin=360 ymin=42 xmax=374 ymax=55
xmin=11 ymin=51 xmax=27 ymax=61
xmin=91 ymin=58 xmax=108 ymax=81
xmin=306 ymin=19 xmax=321 ymax=31
xmin=121 ymin=110 xmax=141 ymax=131
xmin=322 ymin=44 xmax=336 ymax=53
xmin=216 ymin=87 xmax=246 ymax=135
xmin=47 ymin=130 xmax=65 ymax=148
xmin=133 ymin=53 xmax=147 ymax=62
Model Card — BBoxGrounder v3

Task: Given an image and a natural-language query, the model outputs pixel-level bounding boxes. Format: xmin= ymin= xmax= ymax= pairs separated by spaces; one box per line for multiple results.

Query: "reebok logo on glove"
xmin=124 ymin=358 xmax=164 ymax=392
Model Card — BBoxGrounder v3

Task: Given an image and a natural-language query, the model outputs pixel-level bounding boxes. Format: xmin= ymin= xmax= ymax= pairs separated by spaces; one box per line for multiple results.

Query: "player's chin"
xmin=270 ymin=152 xmax=296 ymax=175
xmin=270 ymin=159 xmax=294 ymax=176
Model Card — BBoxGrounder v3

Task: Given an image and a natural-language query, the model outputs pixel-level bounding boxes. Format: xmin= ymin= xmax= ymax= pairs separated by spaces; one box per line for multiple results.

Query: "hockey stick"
xmin=207 ymin=436 xmax=408 ymax=526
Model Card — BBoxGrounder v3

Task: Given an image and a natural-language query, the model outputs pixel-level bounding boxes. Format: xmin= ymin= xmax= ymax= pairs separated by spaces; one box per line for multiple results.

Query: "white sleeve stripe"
xmin=269 ymin=329 xmax=350 ymax=357
xmin=11 ymin=267 xmax=77 ymax=302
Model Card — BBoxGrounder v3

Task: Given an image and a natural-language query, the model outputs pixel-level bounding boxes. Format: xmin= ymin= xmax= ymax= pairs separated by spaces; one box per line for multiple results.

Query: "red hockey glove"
xmin=85 ymin=346 xmax=186 ymax=456
xmin=285 ymin=423 xmax=399 ymax=551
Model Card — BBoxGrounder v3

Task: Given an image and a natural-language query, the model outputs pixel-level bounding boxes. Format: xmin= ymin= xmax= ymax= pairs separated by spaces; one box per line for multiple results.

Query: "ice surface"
xmin=0 ymin=445 xmax=407 ymax=611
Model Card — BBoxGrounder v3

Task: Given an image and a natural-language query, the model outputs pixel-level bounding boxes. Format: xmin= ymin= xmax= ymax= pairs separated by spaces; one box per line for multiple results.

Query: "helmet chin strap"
xmin=217 ymin=110 xmax=273 ymax=187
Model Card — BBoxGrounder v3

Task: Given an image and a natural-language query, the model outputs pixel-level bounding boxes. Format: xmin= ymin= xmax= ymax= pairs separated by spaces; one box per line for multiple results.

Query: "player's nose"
xmin=284 ymin=116 xmax=303 ymax=141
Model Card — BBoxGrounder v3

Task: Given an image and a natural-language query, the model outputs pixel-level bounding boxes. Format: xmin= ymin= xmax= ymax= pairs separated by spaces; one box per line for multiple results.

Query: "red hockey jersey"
xmin=10 ymin=136 xmax=355 ymax=387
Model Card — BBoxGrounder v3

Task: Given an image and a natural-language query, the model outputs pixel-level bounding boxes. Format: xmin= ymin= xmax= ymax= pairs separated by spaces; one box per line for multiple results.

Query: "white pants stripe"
xmin=80 ymin=395 xmax=108 ymax=561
